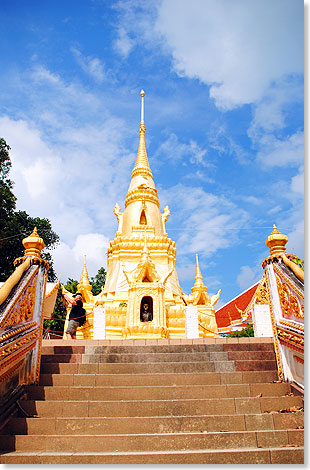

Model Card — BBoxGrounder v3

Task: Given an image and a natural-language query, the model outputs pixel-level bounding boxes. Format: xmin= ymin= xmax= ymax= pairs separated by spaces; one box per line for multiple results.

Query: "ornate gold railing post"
xmin=0 ymin=227 xmax=50 ymax=413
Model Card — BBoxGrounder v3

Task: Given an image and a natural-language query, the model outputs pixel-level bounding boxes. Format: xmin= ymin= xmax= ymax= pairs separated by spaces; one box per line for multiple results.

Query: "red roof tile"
xmin=215 ymin=283 xmax=259 ymax=328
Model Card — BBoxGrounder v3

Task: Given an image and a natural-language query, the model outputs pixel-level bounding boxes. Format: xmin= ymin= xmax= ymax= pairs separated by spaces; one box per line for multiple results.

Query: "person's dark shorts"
xmin=66 ymin=319 xmax=79 ymax=334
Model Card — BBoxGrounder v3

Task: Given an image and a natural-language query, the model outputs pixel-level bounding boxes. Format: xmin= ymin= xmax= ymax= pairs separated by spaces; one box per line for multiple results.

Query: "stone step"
xmin=39 ymin=370 xmax=279 ymax=386
xmin=3 ymin=412 xmax=304 ymax=436
xmin=0 ymin=447 xmax=304 ymax=464
xmin=41 ymin=352 xmax=231 ymax=363
xmin=227 ymin=351 xmax=275 ymax=361
xmin=84 ymin=343 xmax=275 ymax=354
xmin=25 ymin=382 xmax=291 ymax=401
xmin=40 ymin=361 xmax=235 ymax=374
xmin=40 ymin=359 xmax=277 ymax=373
xmin=18 ymin=395 xmax=303 ymax=418
xmin=40 ymin=343 xmax=276 ymax=356
xmin=81 ymin=352 xmax=234 ymax=363
xmin=40 ymin=350 xmax=276 ymax=364
xmin=0 ymin=429 xmax=303 ymax=453
xmin=41 ymin=340 xmax=275 ymax=353
xmin=42 ymin=344 xmax=222 ymax=354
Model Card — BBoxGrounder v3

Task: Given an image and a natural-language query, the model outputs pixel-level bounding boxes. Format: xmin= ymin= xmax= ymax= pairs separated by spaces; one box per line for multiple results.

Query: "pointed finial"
xmin=191 ymin=254 xmax=207 ymax=293
xmin=140 ymin=89 xmax=145 ymax=132
xmin=265 ymin=224 xmax=288 ymax=256
xmin=130 ymin=89 xmax=152 ymax=179
xmin=22 ymin=227 xmax=45 ymax=258
xmin=195 ymin=254 xmax=203 ymax=281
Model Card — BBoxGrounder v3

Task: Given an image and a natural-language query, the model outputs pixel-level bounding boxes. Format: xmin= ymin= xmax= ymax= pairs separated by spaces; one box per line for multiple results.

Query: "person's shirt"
xmin=69 ymin=300 xmax=86 ymax=322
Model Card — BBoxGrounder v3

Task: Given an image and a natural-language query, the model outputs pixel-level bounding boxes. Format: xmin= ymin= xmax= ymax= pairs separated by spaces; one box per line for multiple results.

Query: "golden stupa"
xmin=63 ymin=91 xmax=220 ymax=339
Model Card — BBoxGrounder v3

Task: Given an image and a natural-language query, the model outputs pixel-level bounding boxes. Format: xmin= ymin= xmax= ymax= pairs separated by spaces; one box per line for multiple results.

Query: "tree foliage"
xmin=0 ymin=138 xmax=59 ymax=282
xmin=64 ymin=278 xmax=79 ymax=294
xmin=90 ymin=267 xmax=106 ymax=295
xmin=0 ymin=138 xmax=16 ymax=220
xmin=228 ymin=324 xmax=254 ymax=337
xmin=43 ymin=286 xmax=67 ymax=337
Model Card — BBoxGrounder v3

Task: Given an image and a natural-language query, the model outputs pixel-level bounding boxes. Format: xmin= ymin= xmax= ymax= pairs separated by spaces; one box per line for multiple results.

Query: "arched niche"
xmin=140 ymin=296 xmax=153 ymax=322
xmin=139 ymin=210 xmax=147 ymax=225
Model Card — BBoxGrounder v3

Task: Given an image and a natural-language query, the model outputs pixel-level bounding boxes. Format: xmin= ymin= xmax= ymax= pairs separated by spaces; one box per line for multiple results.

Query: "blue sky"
xmin=0 ymin=0 xmax=304 ymax=307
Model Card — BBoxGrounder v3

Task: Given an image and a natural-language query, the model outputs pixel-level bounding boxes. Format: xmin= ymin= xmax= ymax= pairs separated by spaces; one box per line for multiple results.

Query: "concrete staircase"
xmin=0 ymin=338 xmax=304 ymax=464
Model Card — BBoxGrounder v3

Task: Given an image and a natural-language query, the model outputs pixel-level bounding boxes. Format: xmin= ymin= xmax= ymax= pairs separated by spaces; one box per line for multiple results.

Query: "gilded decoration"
xmin=255 ymin=280 xmax=269 ymax=305
xmin=0 ymin=257 xmax=31 ymax=306
xmin=276 ymin=326 xmax=304 ymax=353
xmin=273 ymin=264 xmax=303 ymax=298
xmin=35 ymin=273 xmax=48 ymax=383
xmin=265 ymin=224 xmax=288 ymax=256
xmin=0 ymin=268 xmax=38 ymax=328
xmin=0 ymin=329 xmax=40 ymax=359
xmin=275 ymin=273 xmax=304 ymax=321
xmin=265 ymin=270 xmax=283 ymax=380
xmin=0 ymin=321 xmax=36 ymax=343
xmin=279 ymin=319 xmax=304 ymax=333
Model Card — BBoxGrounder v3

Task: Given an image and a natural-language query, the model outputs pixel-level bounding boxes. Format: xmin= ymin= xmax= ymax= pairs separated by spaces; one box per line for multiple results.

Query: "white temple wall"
xmin=185 ymin=306 xmax=199 ymax=338
xmin=93 ymin=307 xmax=106 ymax=339
xmin=252 ymin=304 xmax=273 ymax=337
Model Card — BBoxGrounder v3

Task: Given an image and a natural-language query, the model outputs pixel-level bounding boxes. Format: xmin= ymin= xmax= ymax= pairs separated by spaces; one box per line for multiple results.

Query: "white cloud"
xmin=155 ymin=0 xmax=303 ymax=109
xmin=113 ymin=27 xmax=134 ymax=58
xmin=52 ymin=233 xmax=109 ymax=281
xmin=71 ymin=47 xmax=105 ymax=83
xmin=268 ymin=205 xmax=282 ymax=216
xmin=291 ymin=169 xmax=304 ymax=196
xmin=286 ymin=220 xmax=304 ymax=258
xmin=161 ymin=184 xmax=249 ymax=257
xmin=237 ymin=265 xmax=260 ymax=291
xmin=0 ymin=66 xmax=137 ymax=281
xmin=32 ymin=66 xmax=61 ymax=85
xmin=248 ymin=78 xmax=303 ymax=137
xmin=155 ymin=133 xmax=211 ymax=168
xmin=208 ymin=124 xmax=251 ymax=164
xmin=257 ymin=131 xmax=304 ymax=168
xmin=242 ymin=196 xmax=261 ymax=205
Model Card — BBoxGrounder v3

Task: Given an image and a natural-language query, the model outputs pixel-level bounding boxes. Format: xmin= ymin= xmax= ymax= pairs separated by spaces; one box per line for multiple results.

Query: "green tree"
xmin=0 ymin=138 xmax=16 ymax=221
xmin=43 ymin=286 xmax=67 ymax=337
xmin=43 ymin=278 xmax=80 ymax=336
xmin=228 ymin=324 xmax=254 ymax=337
xmin=0 ymin=211 xmax=59 ymax=281
xmin=64 ymin=278 xmax=79 ymax=294
xmin=90 ymin=266 xmax=106 ymax=295
xmin=0 ymin=139 xmax=59 ymax=282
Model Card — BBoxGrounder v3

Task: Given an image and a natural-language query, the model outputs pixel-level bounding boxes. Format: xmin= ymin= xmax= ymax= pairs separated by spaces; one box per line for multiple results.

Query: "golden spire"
xmin=131 ymin=90 xmax=153 ymax=179
xmin=22 ymin=227 xmax=45 ymax=259
xmin=265 ymin=224 xmax=288 ymax=256
xmin=78 ymin=255 xmax=92 ymax=294
xmin=191 ymin=254 xmax=207 ymax=293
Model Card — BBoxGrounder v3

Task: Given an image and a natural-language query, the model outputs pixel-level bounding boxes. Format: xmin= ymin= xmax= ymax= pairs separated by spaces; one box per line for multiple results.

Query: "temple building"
xmin=62 ymin=91 xmax=220 ymax=339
